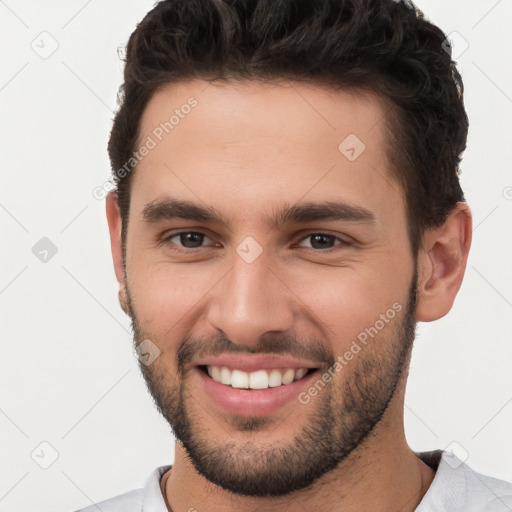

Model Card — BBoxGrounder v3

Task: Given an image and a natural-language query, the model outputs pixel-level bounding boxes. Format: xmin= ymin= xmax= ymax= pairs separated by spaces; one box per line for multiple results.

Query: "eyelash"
xmin=160 ymin=231 xmax=350 ymax=253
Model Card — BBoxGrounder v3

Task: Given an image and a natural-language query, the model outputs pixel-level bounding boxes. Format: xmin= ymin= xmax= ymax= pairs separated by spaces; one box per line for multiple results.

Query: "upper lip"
xmin=194 ymin=354 xmax=321 ymax=373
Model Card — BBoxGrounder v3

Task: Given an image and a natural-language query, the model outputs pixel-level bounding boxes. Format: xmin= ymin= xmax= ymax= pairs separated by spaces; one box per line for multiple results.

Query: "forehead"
xmin=138 ymin=78 xmax=390 ymax=153
xmin=130 ymin=79 xmax=404 ymax=231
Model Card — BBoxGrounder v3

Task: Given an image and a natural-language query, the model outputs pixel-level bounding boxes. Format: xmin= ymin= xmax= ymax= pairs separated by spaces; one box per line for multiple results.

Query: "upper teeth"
xmin=206 ymin=366 xmax=309 ymax=389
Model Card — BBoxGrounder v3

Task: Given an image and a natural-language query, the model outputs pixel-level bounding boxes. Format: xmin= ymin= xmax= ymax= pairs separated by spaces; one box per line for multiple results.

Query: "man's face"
xmin=121 ymin=79 xmax=418 ymax=496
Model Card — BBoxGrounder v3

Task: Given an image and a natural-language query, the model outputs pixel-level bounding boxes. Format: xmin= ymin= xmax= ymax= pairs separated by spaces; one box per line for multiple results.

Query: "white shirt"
xmin=74 ymin=450 xmax=512 ymax=511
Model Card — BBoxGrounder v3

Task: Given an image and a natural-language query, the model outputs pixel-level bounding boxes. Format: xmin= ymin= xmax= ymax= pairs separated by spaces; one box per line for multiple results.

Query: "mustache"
xmin=177 ymin=332 xmax=335 ymax=372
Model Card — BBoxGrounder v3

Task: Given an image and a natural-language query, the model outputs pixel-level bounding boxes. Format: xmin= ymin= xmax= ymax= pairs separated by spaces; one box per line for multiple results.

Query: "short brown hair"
xmin=108 ymin=0 xmax=468 ymax=259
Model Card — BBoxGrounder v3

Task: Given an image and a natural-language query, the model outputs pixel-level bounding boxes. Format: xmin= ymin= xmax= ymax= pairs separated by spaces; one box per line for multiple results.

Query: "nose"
xmin=206 ymin=251 xmax=295 ymax=348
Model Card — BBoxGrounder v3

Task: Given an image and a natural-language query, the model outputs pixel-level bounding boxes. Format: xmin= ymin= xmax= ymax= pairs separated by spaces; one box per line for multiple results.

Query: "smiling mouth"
xmin=198 ymin=365 xmax=318 ymax=390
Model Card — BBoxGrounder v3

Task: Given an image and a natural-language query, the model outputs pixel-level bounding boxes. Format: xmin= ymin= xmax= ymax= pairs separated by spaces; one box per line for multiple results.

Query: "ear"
xmin=416 ymin=202 xmax=472 ymax=322
xmin=106 ymin=192 xmax=130 ymax=316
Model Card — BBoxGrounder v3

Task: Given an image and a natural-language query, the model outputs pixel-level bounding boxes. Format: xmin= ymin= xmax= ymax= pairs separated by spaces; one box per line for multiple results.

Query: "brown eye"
xmin=297 ymin=233 xmax=347 ymax=250
xmin=164 ymin=231 xmax=214 ymax=250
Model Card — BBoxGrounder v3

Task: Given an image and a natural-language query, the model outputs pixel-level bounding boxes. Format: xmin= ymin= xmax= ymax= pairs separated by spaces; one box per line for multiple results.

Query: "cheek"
xmin=285 ymin=266 xmax=401 ymax=349
xmin=128 ymin=261 xmax=218 ymax=328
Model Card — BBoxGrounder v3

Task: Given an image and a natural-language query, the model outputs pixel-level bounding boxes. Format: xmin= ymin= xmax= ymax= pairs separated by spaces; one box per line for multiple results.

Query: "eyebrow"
xmin=142 ymin=196 xmax=376 ymax=228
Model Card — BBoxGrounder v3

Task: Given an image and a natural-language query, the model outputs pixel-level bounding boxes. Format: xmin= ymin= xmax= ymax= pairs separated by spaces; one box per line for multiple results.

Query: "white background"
xmin=1 ymin=1 xmax=511 ymax=511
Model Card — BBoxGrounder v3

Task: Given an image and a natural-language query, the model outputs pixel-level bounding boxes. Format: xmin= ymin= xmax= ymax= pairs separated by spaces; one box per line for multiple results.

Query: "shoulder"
xmin=72 ymin=465 xmax=171 ymax=512
xmin=461 ymin=461 xmax=512 ymax=511
xmin=418 ymin=450 xmax=512 ymax=511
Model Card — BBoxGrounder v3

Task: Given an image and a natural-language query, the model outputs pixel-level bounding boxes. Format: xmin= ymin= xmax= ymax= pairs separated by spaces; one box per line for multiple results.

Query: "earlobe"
xmin=106 ymin=192 xmax=130 ymax=315
xmin=118 ymin=287 xmax=131 ymax=316
xmin=416 ymin=202 xmax=472 ymax=322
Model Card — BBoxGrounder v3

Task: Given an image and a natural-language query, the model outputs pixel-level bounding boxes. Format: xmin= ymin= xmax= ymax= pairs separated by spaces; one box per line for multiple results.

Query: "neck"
xmin=162 ymin=394 xmax=435 ymax=512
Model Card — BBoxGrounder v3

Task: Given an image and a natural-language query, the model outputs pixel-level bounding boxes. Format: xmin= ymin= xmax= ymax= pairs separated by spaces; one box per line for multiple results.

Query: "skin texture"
xmin=106 ymin=79 xmax=472 ymax=512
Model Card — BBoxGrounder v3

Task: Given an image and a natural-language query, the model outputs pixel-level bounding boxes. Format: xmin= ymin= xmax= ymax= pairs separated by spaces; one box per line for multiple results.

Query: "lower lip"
xmin=195 ymin=367 xmax=318 ymax=417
